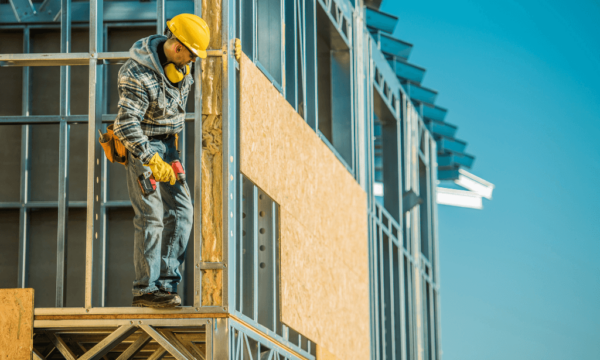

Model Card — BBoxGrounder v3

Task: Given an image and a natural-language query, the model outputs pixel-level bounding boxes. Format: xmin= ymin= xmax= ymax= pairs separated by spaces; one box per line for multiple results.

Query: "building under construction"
xmin=0 ymin=0 xmax=494 ymax=359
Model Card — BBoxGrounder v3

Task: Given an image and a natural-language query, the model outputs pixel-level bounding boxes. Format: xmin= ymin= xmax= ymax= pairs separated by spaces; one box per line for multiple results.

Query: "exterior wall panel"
xmin=240 ymin=53 xmax=370 ymax=360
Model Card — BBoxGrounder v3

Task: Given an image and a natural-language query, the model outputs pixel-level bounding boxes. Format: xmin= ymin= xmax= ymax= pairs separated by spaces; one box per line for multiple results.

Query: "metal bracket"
xmin=206 ymin=49 xmax=224 ymax=57
xmin=8 ymin=0 xmax=36 ymax=22
xmin=197 ymin=262 xmax=226 ymax=270
xmin=402 ymin=189 xmax=423 ymax=212
xmin=37 ymin=0 xmax=61 ymax=22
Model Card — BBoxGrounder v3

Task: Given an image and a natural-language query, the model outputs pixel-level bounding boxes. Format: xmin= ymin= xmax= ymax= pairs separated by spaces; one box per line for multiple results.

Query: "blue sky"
xmin=379 ymin=0 xmax=600 ymax=359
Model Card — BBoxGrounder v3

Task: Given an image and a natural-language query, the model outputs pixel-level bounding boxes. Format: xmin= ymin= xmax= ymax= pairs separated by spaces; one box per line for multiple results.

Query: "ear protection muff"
xmin=164 ymin=63 xmax=190 ymax=83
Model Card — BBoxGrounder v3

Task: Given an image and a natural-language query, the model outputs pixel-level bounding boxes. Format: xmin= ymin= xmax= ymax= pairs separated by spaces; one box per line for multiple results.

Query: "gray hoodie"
xmin=113 ymin=35 xmax=194 ymax=164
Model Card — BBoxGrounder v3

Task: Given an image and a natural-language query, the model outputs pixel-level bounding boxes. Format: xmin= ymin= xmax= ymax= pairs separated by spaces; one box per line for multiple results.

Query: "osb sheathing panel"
xmin=0 ymin=289 xmax=34 ymax=359
xmin=239 ymin=54 xmax=370 ymax=360
xmin=200 ymin=0 xmax=223 ymax=305
xmin=317 ymin=345 xmax=341 ymax=360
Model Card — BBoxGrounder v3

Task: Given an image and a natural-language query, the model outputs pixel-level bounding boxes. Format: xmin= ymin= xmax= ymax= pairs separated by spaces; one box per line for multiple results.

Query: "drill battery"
xmin=138 ymin=172 xmax=157 ymax=196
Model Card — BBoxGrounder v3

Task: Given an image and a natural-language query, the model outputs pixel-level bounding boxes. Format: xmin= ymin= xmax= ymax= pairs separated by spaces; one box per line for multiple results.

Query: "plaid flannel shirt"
xmin=114 ymin=57 xmax=193 ymax=164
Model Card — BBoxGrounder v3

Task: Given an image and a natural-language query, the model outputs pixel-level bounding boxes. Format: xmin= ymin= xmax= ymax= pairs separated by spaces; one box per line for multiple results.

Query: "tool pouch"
xmin=98 ymin=124 xmax=128 ymax=165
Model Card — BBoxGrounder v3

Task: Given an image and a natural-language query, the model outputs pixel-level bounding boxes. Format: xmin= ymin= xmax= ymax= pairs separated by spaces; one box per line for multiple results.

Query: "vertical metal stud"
xmin=17 ymin=26 xmax=31 ymax=289
xmin=56 ymin=121 xmax=70 ymax=307
xmin=412 ymin=208 xmax=423 ymax=360
xmin=271 ymin=201 xmax=278 ymax=330
xmin=94 ymin=123 xmax=109 ymax=308
xmin=192 ymin=0 xmax=203 ymax=310
xmin=86 ymin=0 xmax=104 ymax=309
xmin=91 ymin=24 xmax=110 ymax=309
xmin=212 ymin=318 xmax=229 ymax=359
xmin=369 ymin=217 xmax=379 ymax=360
xmin=428 ymin=282 xmax=436 ymax=360
xmin=406 ymin=253 xmax=415 ymax=360
xmin=252 ymin=185 xmax=259 ymax=322
xmin=377 ymin=224 xmax=385 ymax=359
xmin=354 ymin=11 xmax=366 ymax=190
xmin=56 ymin=0 xmax=72 ymax=308
xmin=399 ymin=247 xmax=407 ymax=360
xmin=156 ymin=0 xmax=165 ymax=35
xmin=223 ymin=0 xmax=234 ymax=313
xmin=388 ymin=236 xmax=397 ymax=360
xmin=237 ymin=175 xmax=244 ymax=314
xmin=430 ymin=138 xmax=442 ymax=360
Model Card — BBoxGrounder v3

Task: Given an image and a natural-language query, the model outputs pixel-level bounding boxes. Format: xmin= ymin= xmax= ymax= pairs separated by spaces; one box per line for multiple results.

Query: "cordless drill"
xmin=170 ymin=160 xmax=186 ymax=185
xmin=138 ymin=160 xmax=188 ymax=196
xmin=170 ymin=160 xmax=190 ymax=196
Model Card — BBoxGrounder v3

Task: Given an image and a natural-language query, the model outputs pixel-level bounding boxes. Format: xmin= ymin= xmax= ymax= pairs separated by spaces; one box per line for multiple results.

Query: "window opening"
xmin=241 ymin=0 xmax=255 ymax=58
xmin=296 ymin=0 xmax=305 ymax=118
xmin=257 ymin=0 xmax=283 ymax=88
xmin=316 ymin=3 xmax=353 ymax=168
xmin=284 ymin=0 xmax=317 ymax=125
xmin=373 ymin=88 xmax=401 ymax=221
xmin=419 ymin=158 xmax=430 ymax=260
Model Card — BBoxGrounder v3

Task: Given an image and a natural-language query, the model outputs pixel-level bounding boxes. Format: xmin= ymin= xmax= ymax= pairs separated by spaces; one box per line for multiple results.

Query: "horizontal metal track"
xmin=0 ymin=113 xmax=197 ymax=124
xmin=35 ymin=306 xmax=227 ymax=316
xmin=35 ymin=318 xmax=212 ymax=328
xmin=0 ymin=200 xmax=131 ymax=209
xmin=0 ymin=50 xmax=224 ymax=67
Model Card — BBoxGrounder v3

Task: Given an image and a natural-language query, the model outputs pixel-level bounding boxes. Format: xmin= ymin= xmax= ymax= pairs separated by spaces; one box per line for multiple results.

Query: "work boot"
xmin=132 ymin=290 xmax=181 ymax=308
xmin=158 ymin=289 xmax=182 ymax=305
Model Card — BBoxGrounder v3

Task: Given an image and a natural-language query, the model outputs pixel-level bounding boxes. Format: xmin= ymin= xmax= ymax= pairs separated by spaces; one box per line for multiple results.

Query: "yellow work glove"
xmin=144 ymin=153 xmax=176 ymax=185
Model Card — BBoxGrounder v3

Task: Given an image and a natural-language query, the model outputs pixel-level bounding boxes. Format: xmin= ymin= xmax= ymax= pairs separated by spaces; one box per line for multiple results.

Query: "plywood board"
xmin=0 ymin=289 xmax=34 ymax=359
xmin=317 ymin=345 xmax=340 ymax=360
xmin=240 ymin=54 xmax=370 ymax=360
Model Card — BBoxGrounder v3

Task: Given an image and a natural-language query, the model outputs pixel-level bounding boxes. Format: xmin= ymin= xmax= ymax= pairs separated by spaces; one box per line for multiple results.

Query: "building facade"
xmin=0 ymin=0 xmax=489 ymax=358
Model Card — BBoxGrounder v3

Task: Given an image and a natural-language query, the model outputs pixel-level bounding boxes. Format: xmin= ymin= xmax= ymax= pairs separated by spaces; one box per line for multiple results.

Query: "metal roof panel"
xmin=389 ymin=58 xmax=426 ymax=84
xmin=405 ymin=82 xmax=437 ymax=105
xmin=378 ymin=32 xmax=413 ymax=60
xmin=422 ymin=104 xmax=447 ymax=122
xmin=365 ymin=6 xmax=399 ymax=34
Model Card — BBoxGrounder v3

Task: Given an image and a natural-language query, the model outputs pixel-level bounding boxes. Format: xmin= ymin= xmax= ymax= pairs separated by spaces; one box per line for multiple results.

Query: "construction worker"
xmin=113 ymin=14 xmax=209 ymax=308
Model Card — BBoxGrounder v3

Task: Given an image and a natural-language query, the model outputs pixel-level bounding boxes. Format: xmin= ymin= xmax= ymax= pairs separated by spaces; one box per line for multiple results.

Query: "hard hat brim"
xmin=196 ymin=49 xmax=207 ymax=59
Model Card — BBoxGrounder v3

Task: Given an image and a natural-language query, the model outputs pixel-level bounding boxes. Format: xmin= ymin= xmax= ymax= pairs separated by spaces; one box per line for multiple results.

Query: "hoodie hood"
xmin=129 ymin=35 xmax=168 ymax=76
xmin=129 ymin=35 xmax=170 ymax=109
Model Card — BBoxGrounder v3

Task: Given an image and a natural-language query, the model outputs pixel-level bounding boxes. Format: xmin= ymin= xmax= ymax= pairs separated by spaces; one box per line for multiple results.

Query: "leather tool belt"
xmin=99 ymin=126 xmax=179 ymax=166
xmin=98 ymin=124 xmax=128 ymax=165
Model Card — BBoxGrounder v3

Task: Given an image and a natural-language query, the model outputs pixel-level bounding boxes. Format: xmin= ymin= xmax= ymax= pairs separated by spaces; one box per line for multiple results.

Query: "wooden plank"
xmin=0 ymin=289 xmax=35 ymax=359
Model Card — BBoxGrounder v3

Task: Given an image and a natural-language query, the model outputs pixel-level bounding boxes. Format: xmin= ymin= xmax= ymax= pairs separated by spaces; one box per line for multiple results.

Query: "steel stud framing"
xmin=1 ymin=0 xmax=442 ymax=358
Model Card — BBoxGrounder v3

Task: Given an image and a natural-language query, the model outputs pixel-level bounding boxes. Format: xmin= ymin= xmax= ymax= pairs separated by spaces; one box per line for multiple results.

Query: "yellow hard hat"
xmin=167 ymin=14 xmax=210 ymax=59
